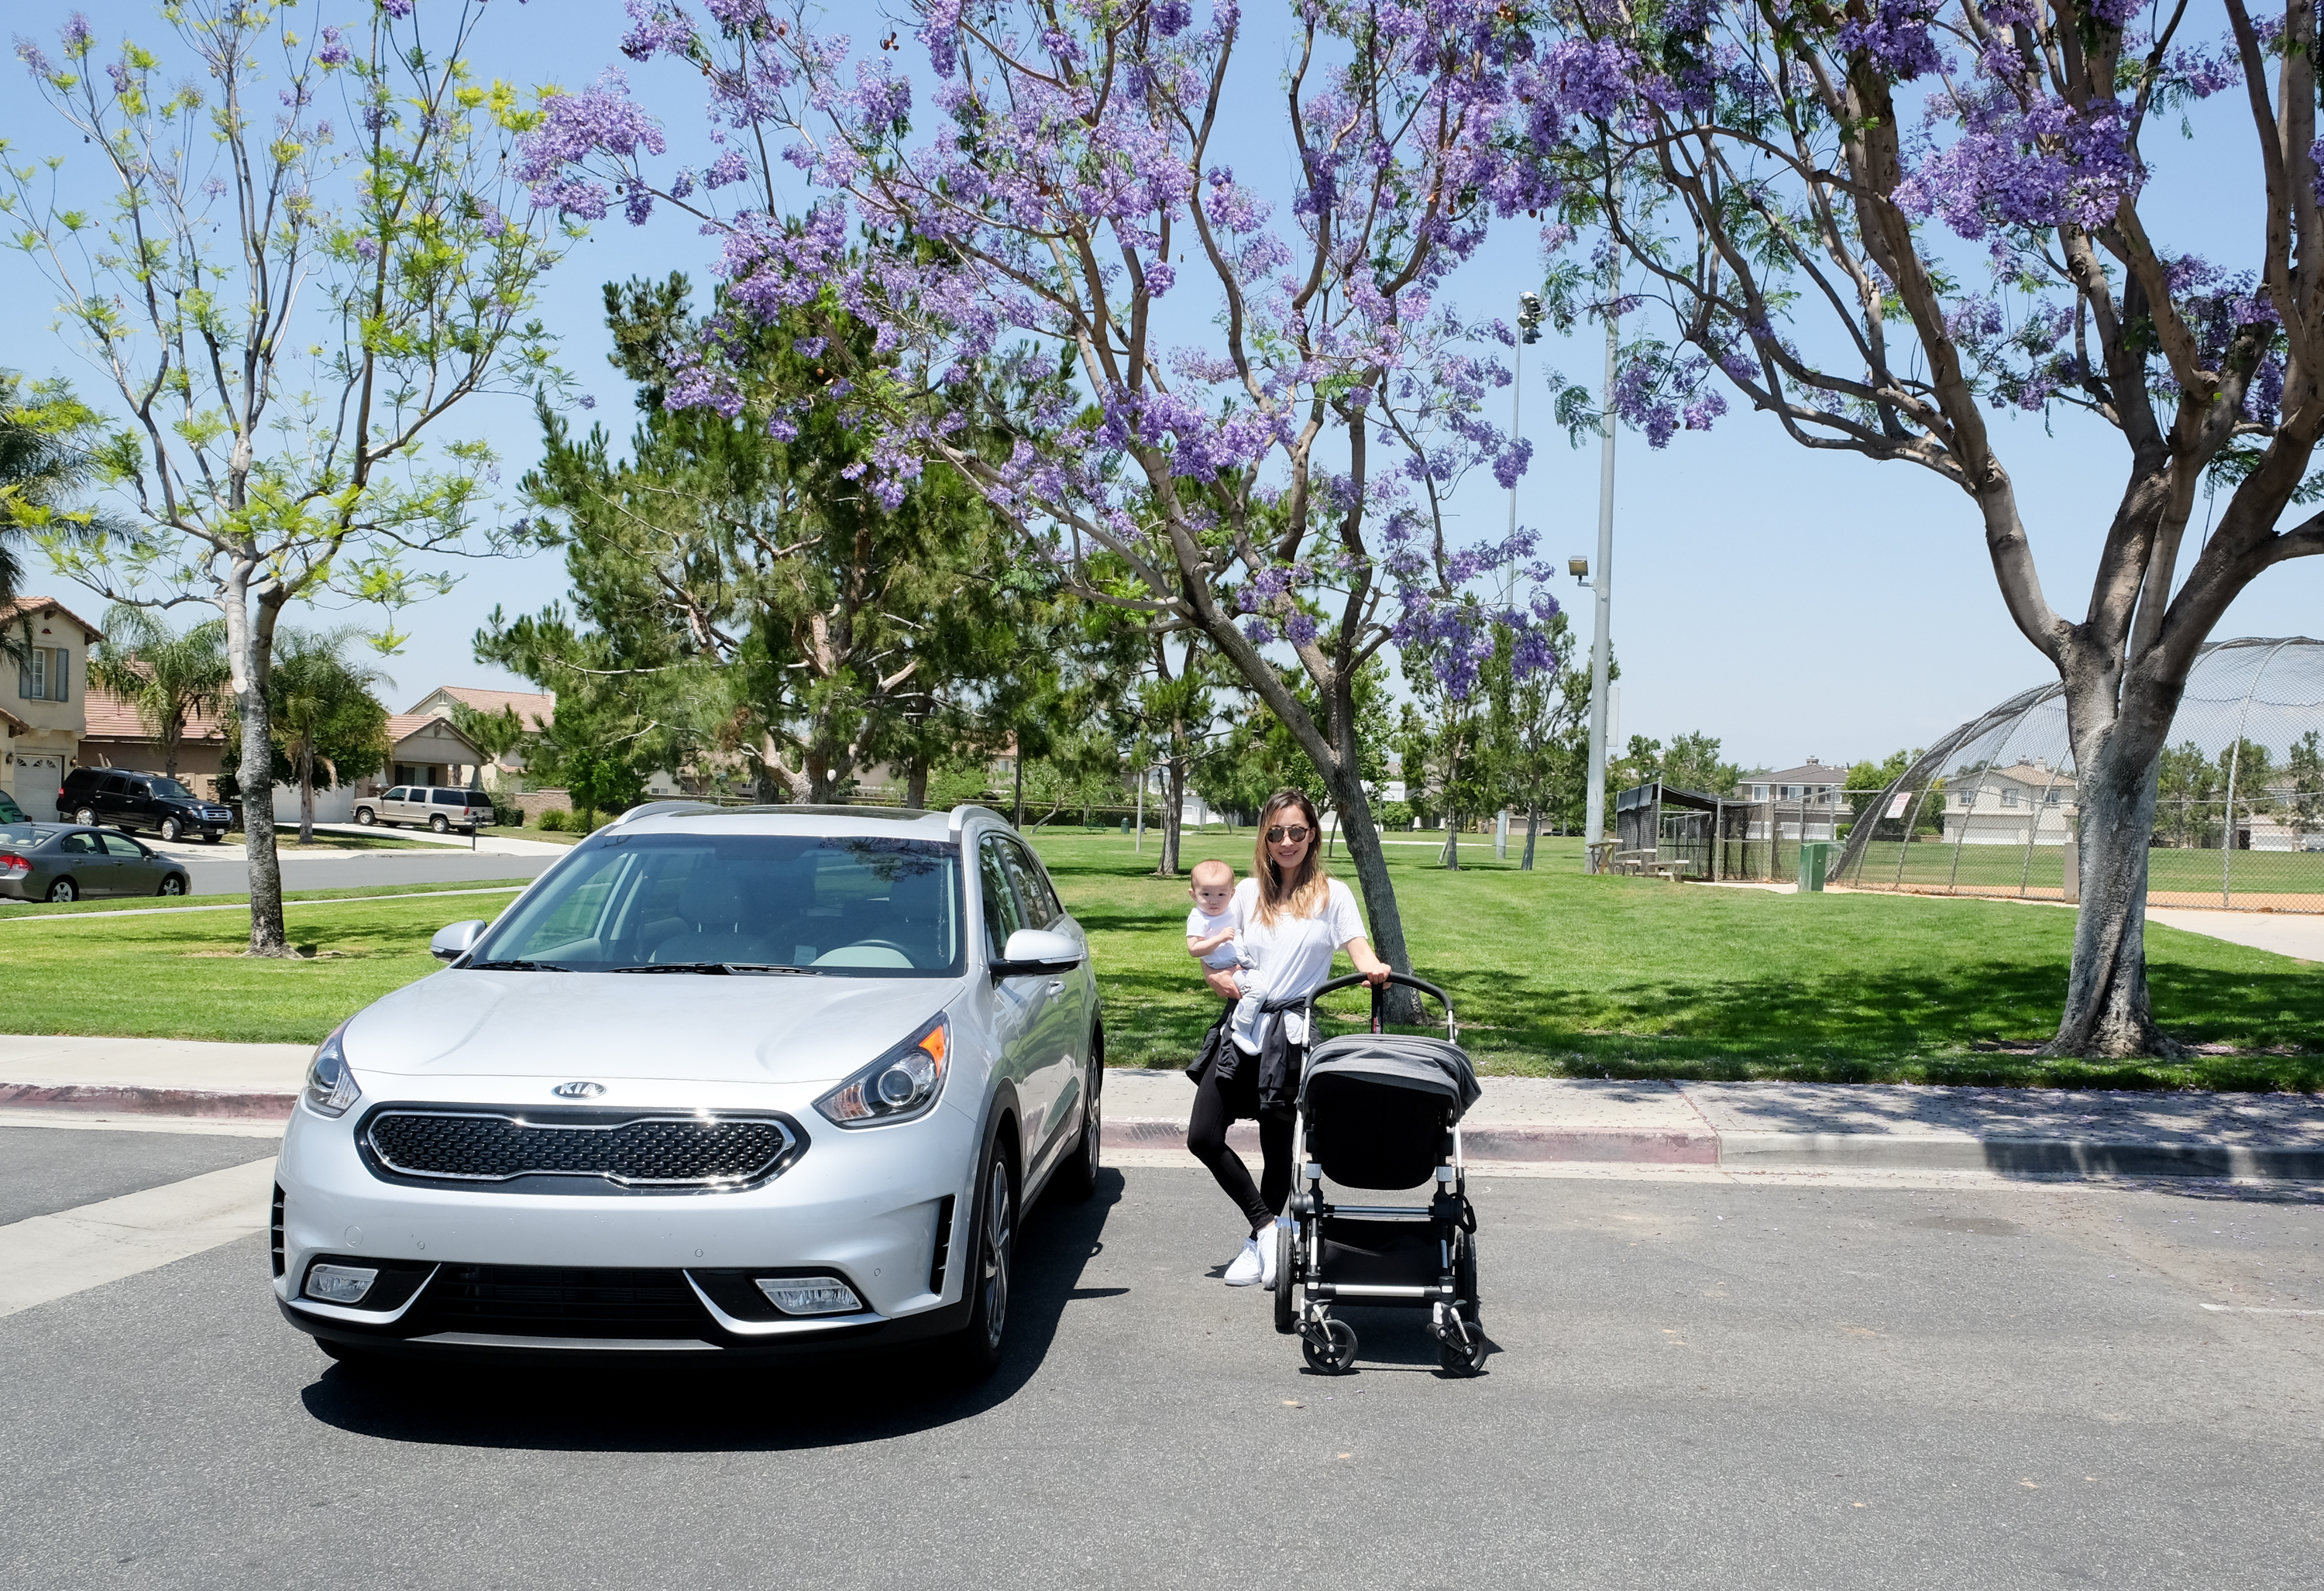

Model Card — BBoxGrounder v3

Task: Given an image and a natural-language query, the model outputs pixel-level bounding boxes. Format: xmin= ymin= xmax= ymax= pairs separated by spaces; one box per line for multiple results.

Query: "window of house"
xmin=2003 ymin=788 xmax=2019 ymax=808
xmin=2045 ymin=788 xmax=2061 ymax=805
xmin=17 ymin=645 xmax=69 ymax=703
xmin=1960 ymin=792 xmax=1975 ymax=807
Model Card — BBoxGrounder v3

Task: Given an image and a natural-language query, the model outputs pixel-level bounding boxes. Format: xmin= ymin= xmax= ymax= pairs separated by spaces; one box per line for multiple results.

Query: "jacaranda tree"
xmin=510 ymin=0 xmax=1572 ymax=982
xmin=1528 ymin=0 xmax=2324 ymax=1057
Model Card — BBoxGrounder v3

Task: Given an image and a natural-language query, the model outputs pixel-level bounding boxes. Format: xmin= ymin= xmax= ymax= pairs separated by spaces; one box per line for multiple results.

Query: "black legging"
xmin=1187 ymin=1046 xmax=1298 ymax=1235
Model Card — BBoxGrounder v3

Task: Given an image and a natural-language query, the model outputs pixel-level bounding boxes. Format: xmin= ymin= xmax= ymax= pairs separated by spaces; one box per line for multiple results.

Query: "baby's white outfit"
xmin=1185 ymin=905 xmax=1243 ymax=971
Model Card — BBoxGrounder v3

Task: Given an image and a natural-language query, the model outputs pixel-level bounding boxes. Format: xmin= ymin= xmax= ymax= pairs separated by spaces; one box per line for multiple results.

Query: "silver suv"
xmin=353 ymin=785 xmax=493 ymax=833
xmin=270 ymin=802 xmax=1103 ymax=1376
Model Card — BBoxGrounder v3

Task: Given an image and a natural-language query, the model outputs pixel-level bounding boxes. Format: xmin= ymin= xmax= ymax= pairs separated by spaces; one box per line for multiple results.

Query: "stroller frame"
xmin=1276 ymin=972 xmax=1485 ymax=1376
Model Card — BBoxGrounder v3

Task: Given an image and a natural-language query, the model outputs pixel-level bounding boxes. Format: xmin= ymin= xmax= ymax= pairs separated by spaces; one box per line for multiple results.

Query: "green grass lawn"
xmin=0 ymin=878 xmax=535 ymax=919
xmin=4 ymin=831 xmax=2317 ymax=1088
xmin=1031 ymin=831 xmax=2324 ymax=1090
xmin=1845 ymin=839 xmax=2324 ymax=902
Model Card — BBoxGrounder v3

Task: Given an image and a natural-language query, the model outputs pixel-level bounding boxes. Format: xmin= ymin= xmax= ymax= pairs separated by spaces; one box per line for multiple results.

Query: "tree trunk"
xmin=1318 ymin=758 xmax=1423 ymax=1022
xmin=297 ymin=741 xmax=315 ymax=847
xmin=1521 ymin=801 xmax=1539 ymax=871
xmin=906 ymin=755 xmax=929 ymax=809
xmin=1157 ymin=755 xmax=1185 ymax=878
xmin=227 ymin=576 xmax=289 ymax=957
xmin=1012 ymin=747 xmax=1024 ymax=829
xmin=2046 ymin=718 xmax=2181 ymax=1058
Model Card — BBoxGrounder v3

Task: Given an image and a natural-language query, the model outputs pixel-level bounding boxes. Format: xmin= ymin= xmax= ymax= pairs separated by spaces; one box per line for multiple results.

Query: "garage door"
xmin=10 ymin=754 xmax=64 ymax=821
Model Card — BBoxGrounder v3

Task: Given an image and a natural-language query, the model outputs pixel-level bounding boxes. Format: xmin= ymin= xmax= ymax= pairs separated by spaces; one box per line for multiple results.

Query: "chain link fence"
xmin=1829 ymin=637 xmax=2324 ymax=913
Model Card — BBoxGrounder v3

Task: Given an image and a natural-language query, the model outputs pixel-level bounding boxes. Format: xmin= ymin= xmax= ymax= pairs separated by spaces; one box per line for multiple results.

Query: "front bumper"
xmin=272 ymin=1078 xmax=981 ymax=1356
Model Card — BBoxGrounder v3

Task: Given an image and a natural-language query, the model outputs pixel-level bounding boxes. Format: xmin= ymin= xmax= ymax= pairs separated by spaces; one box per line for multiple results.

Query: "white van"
xmin=352 ymin=785 xmax=493 ymax=833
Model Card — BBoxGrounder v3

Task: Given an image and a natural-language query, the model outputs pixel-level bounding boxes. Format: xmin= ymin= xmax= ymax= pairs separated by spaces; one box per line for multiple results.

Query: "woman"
xmin=1187 ymin=788 xmax=1391 ymax=1288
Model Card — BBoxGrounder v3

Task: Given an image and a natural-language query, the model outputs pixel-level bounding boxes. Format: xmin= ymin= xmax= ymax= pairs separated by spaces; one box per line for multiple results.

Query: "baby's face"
xmin=1191 ymin=880 xmax=1234 ymax=915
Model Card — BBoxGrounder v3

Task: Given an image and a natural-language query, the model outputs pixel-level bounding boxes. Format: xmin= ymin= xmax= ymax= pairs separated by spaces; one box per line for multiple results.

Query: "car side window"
xmin=1001 ymin=841 xmax=1059 ymax=927
xmin=385 ymin=788 xmax=407 ymax=802
xmin=99 ymin=832 xmax=145 ymax=857
xmin=978 ymin=838 xmax=1026 ymax=958
xmin=59 ymin=832 xmax=94 ymax=854
xmin=99 ymin=773 xmax=129 ymax=796
xmin=433 ymin=790 xmax=460 ymax=806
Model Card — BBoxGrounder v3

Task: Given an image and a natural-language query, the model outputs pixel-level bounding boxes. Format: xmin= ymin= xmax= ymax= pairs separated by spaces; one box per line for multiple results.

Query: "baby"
xmin=1184 ymin=858 xmax=1243 ymax=972
xmin=1185 ymin=859 xmax=1271 ymax=1053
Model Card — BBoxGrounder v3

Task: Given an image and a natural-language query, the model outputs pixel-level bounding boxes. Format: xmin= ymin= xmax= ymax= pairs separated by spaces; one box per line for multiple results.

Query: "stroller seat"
xmin=1301 ymin=1033 xmax=1479 ymax=1191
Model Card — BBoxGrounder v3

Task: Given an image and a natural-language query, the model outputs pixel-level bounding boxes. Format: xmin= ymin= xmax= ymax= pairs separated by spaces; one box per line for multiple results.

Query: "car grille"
xmin=365 ymin=1108 xmax=799 ymax=1188
xmin=411 ymin=1264 xmax=713 ymax=1338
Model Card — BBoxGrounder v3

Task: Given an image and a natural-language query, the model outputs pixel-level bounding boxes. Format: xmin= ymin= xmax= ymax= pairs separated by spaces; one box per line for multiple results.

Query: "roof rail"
xmin=612 ymin=799 xmax=720 ymax=826
xmin=948 ymin=803 xmax=1002 ymax=833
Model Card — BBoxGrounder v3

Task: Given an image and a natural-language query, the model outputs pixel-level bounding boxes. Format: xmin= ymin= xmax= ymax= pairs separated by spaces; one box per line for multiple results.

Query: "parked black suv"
xmin=59 ymin=766 xmax=233 ymax=844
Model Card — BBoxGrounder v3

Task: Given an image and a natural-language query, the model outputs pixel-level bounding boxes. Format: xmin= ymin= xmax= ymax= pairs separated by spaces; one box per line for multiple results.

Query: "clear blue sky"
xmin=5 ymin=0 xmax=2315 ymax=772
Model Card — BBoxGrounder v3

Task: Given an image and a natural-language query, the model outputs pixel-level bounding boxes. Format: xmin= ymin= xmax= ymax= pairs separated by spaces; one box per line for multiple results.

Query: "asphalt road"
xmin=169 ymin=850 xmax=558 ymax=896
xmin=6 ymin=1132 xmax=2324 ymax=1589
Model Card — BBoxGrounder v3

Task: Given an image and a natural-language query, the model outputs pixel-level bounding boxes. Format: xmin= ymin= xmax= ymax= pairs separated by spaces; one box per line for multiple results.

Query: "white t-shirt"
xmin=1185 ymin=905 xmax=1241 ymax=970
xmin=1229 ymin=875 xmax=1367 ymax=1053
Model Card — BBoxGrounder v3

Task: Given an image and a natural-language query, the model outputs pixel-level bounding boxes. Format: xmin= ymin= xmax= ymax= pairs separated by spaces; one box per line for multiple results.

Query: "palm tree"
xmin=1 ymin=373 xmax=117 ymax=664
xmin=88 ymin=607 xmax=230 ymax=781
xmin=269 ymin=630 xmax=392 ymax=846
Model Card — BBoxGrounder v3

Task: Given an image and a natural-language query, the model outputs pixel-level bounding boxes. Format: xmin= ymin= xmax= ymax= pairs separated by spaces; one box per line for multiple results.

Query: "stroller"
xmin=1274 ymin=972 xmax=1486 ymax=1376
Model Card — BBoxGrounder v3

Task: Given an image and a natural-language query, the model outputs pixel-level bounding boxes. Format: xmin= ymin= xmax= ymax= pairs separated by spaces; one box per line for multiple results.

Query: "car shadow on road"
xmin=297 ymin=1167 xmax=1126 ymax=1452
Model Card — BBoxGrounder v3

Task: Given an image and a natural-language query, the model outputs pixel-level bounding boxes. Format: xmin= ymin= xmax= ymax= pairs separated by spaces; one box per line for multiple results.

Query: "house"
xmin=1940 ymin=758 xmax=2078 ymax=846
xmin=375 ymin=714 xmax=490 ymax=793
xmin=77 ymin=682 xmax=230 ymax=795
xmin=3 ymin=596 xmax=105 ymax=821
xmin=404 ymin=685 xmax=555 ymax=789
xmin=1731 ymin=758 xmax=1851 ymax=842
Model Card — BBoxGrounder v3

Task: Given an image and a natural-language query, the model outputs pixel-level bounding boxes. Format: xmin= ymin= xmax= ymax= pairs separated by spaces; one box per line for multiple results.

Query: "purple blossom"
xmin=380 ymin=0 xmax=415 ymax=19
xmin=317 ymin=26 xmax=351 ymax=67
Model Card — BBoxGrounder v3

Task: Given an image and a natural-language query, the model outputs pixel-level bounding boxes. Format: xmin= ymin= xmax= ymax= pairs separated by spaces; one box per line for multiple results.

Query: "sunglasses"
xmin=1265 ymin=824 xmax=1312 ymax=844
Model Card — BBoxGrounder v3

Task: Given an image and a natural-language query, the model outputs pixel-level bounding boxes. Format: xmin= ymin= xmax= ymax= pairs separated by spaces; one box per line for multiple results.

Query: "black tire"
xmin=1302 ymin=1317 xmax=1358 ymax=1374
xmin=159 ymin=816 xmax=182 ymax=842
xmin=1274 ymin=1222 xmax=1298 ymax=1335
xmin=46 ymin=878 xmax=76 ymax=903
xmin=1057 ymin=1054 xmax=1102 ymax=1203
xmin=353 ymin=807 xmax=374 ymax=826
xmin=157 ymin=874 xmax=186 ymax=897
xmin=946 ymin=1138 xmax=1016 ymax=1380
xmin=429 ymin=813 xmax=449 ymax=833
xmin=73 ymin=806 xmax=95 ymax=826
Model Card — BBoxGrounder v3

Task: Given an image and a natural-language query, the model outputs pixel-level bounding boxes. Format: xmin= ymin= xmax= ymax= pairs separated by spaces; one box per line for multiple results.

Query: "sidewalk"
xmin=7 ymin=1033 xmax=2323 ymax=1178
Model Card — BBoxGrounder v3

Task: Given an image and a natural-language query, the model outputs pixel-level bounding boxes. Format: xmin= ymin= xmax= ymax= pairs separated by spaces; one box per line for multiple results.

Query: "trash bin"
xmin=1798 ymin=840 xmax=1830 ymax=892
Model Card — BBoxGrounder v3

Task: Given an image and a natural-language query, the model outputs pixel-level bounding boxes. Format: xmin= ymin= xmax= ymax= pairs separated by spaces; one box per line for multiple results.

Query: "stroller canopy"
xmin=1301 ymin=1033 xmax=1481 ymax=1124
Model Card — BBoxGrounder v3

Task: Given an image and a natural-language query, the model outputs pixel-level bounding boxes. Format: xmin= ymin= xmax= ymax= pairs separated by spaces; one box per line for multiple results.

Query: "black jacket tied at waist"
xmin=1250 ymin=993 xmax=1308 ymax=1115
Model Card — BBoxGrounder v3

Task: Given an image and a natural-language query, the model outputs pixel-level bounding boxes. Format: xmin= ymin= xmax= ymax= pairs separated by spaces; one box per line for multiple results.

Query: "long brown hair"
xmin=1252 ymin=789 xmax=1329 ymax=926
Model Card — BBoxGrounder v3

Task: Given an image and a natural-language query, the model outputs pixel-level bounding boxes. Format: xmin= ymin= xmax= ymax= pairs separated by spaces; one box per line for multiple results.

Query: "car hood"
xmin=344 ymin=968 xmax=962 ymax=1086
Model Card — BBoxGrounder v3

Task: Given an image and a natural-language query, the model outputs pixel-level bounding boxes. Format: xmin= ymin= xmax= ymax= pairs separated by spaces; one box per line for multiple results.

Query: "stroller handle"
xmin=1303 ymin=971 xmax=1456 ymax=1039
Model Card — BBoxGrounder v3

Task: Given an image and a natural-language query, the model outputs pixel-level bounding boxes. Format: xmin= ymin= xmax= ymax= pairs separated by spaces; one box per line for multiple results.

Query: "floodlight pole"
xmin=1583 ymin=182 xmax=1621 ymax=874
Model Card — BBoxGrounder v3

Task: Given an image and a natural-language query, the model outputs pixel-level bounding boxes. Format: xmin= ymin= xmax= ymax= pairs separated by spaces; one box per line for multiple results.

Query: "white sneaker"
xmin=1258 ymin=1222 xmax=1281 ymax=1290
xmin=1223 ymin=1236 xmax=1263 ymax=1287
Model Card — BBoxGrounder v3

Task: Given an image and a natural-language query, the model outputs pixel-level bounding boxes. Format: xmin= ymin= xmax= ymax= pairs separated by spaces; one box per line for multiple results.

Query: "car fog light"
xmin=305 ymin=1263 xmax=380 ymax=1304
xmin=756 ymin=1277 xmax=862 ymax=1316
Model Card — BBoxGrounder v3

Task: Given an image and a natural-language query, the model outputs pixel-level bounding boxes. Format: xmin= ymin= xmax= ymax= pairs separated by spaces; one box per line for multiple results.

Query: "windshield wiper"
xmin=466 ymin=959 xmax=571 ymax=972
xmin=606 ymin=962 xmax=826 ymax=976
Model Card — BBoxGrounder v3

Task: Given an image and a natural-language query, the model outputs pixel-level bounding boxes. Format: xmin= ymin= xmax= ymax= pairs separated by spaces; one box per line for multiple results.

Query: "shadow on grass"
xmin=295 ymin=1169 xmax=1124 ymax=1452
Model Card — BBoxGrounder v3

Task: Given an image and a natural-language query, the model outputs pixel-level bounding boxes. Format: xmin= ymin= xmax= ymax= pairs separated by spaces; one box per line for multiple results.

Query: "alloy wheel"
xmin=979 ymin=1168 xmax=1013 ymax=1352
xmin=47 ymin=879 xmax=75 ymax=902
xmin=160 ymin=818 xmax=181 ymax=842
xmin=159 ymin=875 xmax=186 ymax=896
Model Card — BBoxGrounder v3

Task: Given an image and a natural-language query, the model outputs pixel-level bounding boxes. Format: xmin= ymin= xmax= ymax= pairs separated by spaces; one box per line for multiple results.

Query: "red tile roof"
xmin=385 ymin=713 xmax=484 ymax=755
xmin=77 ymin=682 xmax=229 ymax=743
xmin=407 ymin=685 xmax=555 ymax=729
xmin=0 ymin=595 xmax=105 ymax=643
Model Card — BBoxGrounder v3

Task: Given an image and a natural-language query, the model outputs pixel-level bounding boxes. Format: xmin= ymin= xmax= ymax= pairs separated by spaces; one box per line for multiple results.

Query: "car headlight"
xmin=303 ymin=1022 xmax=362 ymax=1118
xmin=815 ymin=1013 xmax=949 ymax=1128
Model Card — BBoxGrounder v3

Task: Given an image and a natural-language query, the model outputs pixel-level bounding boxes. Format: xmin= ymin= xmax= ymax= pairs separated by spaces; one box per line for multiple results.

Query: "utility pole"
xmin=1583 ymin=174 xmax=1621 ymax=874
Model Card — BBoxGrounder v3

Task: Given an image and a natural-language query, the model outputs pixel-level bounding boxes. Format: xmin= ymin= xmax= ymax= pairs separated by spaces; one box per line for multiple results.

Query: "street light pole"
xmin=1582 ymin=180 xmax=1621 ymax=873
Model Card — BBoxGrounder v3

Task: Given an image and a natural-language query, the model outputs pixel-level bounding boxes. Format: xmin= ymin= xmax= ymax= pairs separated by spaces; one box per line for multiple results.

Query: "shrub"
xmin=1378 ymin=801 xmax=1414 ymax=831
xmin=536 ymin=808 xmax=569 ymax=831
xmin=493 ymin=802 xmax=524 ymax=828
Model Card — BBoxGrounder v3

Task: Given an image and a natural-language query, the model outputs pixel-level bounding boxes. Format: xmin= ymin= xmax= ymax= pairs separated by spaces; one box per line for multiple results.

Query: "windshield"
xmin=148 ymin=778 xmax=194 ymax=801
xmin=470 ymin=833 xmax=964 ymax=976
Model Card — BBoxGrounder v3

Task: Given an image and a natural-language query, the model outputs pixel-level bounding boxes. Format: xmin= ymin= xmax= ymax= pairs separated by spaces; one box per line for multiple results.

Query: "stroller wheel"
xmin=1301 ymin=1317 xmax=1358 ymax=1375
xmin=1437 ymin=1321 xmax=1487 ymax=1377
xmin=1273 ymin=1224 xmax=1298 ymax=1335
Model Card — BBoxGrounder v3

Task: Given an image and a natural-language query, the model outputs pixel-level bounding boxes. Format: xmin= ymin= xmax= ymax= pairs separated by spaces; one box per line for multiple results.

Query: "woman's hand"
xmin=1345 ymin=937 xmax=1391 ymax=988
xmin=1205 ymin=965 xmax=1243 ymax=1002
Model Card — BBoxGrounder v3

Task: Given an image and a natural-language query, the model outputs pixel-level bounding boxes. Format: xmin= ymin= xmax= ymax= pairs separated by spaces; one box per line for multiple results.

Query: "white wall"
xmin=271 ymin=782 xmax=354 ymax=824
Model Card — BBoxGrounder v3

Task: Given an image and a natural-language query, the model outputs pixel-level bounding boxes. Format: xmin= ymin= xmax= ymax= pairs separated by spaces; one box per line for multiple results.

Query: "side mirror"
xmin=431 ymin=919 xmax=487 ymax=962
xmin=992 ymin=926 xmax=1084 ymax=978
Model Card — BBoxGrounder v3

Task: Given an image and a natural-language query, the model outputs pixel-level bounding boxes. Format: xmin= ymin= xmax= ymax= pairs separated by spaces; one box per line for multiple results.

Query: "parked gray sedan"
xmin=0 ymin=824 xmax=191 ymax=902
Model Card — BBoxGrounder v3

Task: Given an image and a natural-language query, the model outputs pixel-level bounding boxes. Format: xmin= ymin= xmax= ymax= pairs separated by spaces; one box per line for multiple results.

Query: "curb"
xmin=0 ymin=1084 xmax=294 ymax=1120
xmin=1105 ymin=1117 xmax=2324 ymax=1180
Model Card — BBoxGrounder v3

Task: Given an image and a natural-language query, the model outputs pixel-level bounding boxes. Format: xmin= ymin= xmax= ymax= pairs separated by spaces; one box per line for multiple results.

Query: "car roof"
xmin=608 ymin=802 xmax=1004 ymax=843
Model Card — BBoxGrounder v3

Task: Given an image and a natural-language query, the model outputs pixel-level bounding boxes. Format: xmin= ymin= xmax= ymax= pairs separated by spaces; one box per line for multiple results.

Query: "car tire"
xmin=160 ymin=816 xmax=182 ymax=842
xmin=46 ymin=878 xmax=76 ymax=902
xmin=430 ymin=814 xmax=449 ymax=833
xmin=354 ymin=807 xmax=374 ymax=826
xmin=203 ymin=833 xmax=222 ymax=845
xmin=157 ymin=874 xmax=187 ymax=897
xmin=947 ymin=1138 xmax=1016 ymax=1380
xmin=1057 ymin=1054 xmax=1102 ymax=1204
xmin=73 ymin=806 xmax=95 ymax=826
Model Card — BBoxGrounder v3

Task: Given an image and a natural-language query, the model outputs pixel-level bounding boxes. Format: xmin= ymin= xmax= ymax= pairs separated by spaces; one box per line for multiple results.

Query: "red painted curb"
xmin=0 ymin=1084 xmax=295 ymax=1120
xmin=1104 ymin=1117 xmax=1719 ymax=1165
